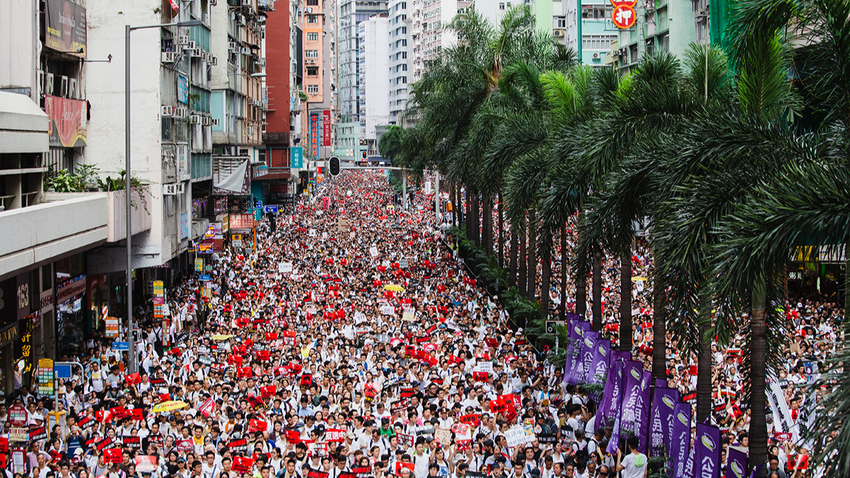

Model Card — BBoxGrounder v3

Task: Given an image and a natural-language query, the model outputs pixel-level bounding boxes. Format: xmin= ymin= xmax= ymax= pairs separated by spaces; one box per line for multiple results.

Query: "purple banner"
xmin=655 ymin=378 xmax=669 ymax=388
xmin=684 ymin=446 xmax=695 ymax=478
xmin=597 ymin=355 xmax=627 ymax=429
xmin=588 ymin=338 xmax=611 ymax=388
xmin=726 ymin=448 xmax=748 ymax=478
xmin=695 ymin=423 xmax=721 ymax=478
xmin=579 ymin=334 xmax=597 ymax=384
xmin=672 ymin=403 xmax=691 ymax=478
xmin=636 ymin=371 xmax=653 ymax=454
xmin=649 ymin=387 xmax=680 ymax=460
xmin=565 ymin=320 xmax=587 ymax=385
xmin=617 ymin=361 xmax=644 ymax=437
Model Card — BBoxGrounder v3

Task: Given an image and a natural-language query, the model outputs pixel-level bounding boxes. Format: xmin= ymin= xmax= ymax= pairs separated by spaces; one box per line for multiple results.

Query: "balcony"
xmin=0 ymin=194 xmax=108 ymax=279
xmin=103 ymin=190 xmax=154 ymax=243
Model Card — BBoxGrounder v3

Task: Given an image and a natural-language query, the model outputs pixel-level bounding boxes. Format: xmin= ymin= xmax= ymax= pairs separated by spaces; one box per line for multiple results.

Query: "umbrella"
xmin=211 ymin=335 xmax=233 ymax=341
xmin=632 ymin=276 xmax=647 ymax=281
xmin=152 ymin=401 xmax=189 ymax=413
xmin=384 ymin=284 xmax=405 ymax=292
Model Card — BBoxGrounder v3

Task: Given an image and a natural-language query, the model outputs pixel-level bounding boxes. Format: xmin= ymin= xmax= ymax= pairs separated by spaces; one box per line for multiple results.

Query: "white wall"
xmin=85 ymin=0 xmax=166 ymax=265
xmin=361 ymin=16 xmax=390 ymax=140
xmin=0 ymin=0 xmax=36 ymax=95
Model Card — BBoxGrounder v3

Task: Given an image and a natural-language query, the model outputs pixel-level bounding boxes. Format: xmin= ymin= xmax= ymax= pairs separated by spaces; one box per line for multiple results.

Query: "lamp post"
xmin=125 ymin=20 xmax=202 ymax=374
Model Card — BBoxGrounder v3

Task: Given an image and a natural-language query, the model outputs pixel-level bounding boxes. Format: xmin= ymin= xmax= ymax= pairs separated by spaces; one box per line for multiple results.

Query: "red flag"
xmin=125 ymin=372 xmax=142 ymax=385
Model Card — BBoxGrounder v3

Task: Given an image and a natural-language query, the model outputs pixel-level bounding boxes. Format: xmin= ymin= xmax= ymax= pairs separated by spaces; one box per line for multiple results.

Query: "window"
xmin=307 ymin=0 xmax=318 ymax=4
xmin=307 ymin=15 xmax=319 ymax=23
xmin=557 ymin=18 xmax=566 ymax=27
xmin=307 ymin=66 xmax=319 ymax=76
xmin=306 ymin=49 xmax=319 ymax=58
xmin=307 ymin=84 xmax=319 ymax=94
xmin=499 ymin=2 xmax=504 ymax=10
xmin=307 ymin=32 xmax=319 ymax=41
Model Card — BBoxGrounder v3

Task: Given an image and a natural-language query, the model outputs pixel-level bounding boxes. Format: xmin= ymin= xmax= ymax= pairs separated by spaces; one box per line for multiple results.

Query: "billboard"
xmin=309 ymin=112 xmax=319 ymax=158
xmin=45 ymin=0 xmax=87 ymax=56
xmin=322 ymin=110 xmax=331 ymax=147
xmin=45 ymin=95 xmax=87 ymax=147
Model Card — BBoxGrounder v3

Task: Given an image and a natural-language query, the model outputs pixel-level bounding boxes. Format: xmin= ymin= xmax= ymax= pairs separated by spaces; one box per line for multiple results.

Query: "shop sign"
xmin=198 ymin=243 xmax=213 ymax=254
xmin=105 ymin=317 xmax=120 ymax=338
xmin=180 ymin=212 xmax=189 ymax=240
xmin=153 ymin=281 xmax=164 ymax=297
xmin=37 ymin=358 xmax=55 ymax=398
xmin=309 ymin=112 xmax=319 ymax=157
xmin=45 ymin=0 xmax=87 ymax=56
xmin=56 ymin=275 xmax=86 ymax=305
xmin=8 ymin=428 xmax=28 ymax=443
xmin=611 ymin=0 xmax=637 ymax=29
xmin=291 ymin=146 xmax=303 ymax=169
xmin=194 ymin=259 xmax=204 ymax=272
xmin=45 ymin=95 xmax=87 ymax=147
xmin=230 ymin=214 xmax=254 ymax=230
xmin=323 ymin=110 xmax=331 ymax=147
xmin=0 ymin=323 xmax=18 ymax=348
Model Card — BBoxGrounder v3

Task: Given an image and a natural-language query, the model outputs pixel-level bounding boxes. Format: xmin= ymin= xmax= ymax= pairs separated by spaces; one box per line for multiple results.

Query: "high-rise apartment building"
xmin=604 ymin=1 xmax=696 ymax=72
xmin=388 ymin=0 xmax=412 ymax=124
xmin=336 ymin=0 xmax=388 ymax=161
xmin=359 ymin=15 xmax=391 ymax=154
xmin=559 ymin=1 xmax=618 ymax=67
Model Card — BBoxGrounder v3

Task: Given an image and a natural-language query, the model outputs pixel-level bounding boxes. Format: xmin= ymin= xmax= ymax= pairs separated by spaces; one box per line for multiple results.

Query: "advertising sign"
xmin=309 ymin=112 xmax=319 ymax=157
xmin=322 ymin=110 xmax=331 ymax=147
xmin=45 ymin=0 xmax=87 ymax=56
xmin=45 ymin=96 xmax=87 ymax=147
xmin=105 ymin=317 xmax=120 ymax=338
xmin=230 ymin=214 xmax=254 ymax=230
xmin=178 ymin=74 xmax=189 ymax=104
xmin=291 ymin=146 xmax=303 ymax=168
xmin=179 ymin=212 xmax=189 ymax=240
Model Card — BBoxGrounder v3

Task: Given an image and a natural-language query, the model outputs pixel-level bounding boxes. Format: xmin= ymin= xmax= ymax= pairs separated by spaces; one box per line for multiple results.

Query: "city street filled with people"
xmin=0 ymin=170 xmax=840 ymax=478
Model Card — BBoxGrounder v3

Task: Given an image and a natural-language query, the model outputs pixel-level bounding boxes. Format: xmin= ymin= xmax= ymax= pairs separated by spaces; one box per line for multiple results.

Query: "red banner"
xmin=45 ymin=95 xmax=87 ymax=147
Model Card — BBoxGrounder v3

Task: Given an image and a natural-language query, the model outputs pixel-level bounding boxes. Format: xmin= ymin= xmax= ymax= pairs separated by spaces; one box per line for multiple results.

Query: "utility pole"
xmin=434 ymin=171 xmax=440 ymax=223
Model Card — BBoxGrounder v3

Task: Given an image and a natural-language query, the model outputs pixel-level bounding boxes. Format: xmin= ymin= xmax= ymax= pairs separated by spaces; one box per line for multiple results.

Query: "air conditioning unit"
xmin=68 ymin=78 xmax=78 ymax=99
xmin=178 ymin=35 xmax=190 ymax=45
xmin=189 ymin=115 xmax=201 ymax=124
xmin=45 ymin=73 xmax=54 ymax=95
xmin=203 ymin=116 xmax=211 ymax=126
xmin=257 ymin=59 xmax=265 ymax=67
xmin=163 ymin=183 xmax=185 ymax=195
xmin=241 ymin=47 xmax=251 ymax=55
xmin=211 ymin=55 xmax=218 ymax=65
xmin=189 ymin=48 xmax=201 ymax=57
xmin=212 ymin=118 xmax=220 ymax=126
xmin=553 ymin=29 xmax=564 ymax=37
xmin=162 ymin=105 xmax=174 ymax=116
xmin=59 ymin=76 xmax=69 ymax=97
xmin=592 ymin=52 xmax=600 ymax=59
xmin=210 ymin=0 xmax=217 ymax=5
xmin=229 ymin=41 xmax=238 ymax=51
xmin=162 ymin=51 xmax=177 ymax=63
xmin=174 ymin=107 xmax=186 ymax=118
xmin=184 ymin=40 xmax=196 ymax=50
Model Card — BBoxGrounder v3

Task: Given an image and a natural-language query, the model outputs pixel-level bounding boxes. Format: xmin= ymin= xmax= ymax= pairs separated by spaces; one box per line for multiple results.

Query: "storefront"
xmin=55 ymin=274 xmax=86 ymax=357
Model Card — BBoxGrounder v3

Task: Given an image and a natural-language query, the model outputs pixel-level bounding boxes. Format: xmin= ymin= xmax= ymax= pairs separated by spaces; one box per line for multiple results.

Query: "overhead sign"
xmin=309 ymin=112 xmax=319 ymax=157
xmin=45 ymin=0 xmax=87 ymax=56
xmin=230 ymin=214 xmax=255 ymax=230
xmin=611 ymin=0 xmax=637 ymax=29
xmin=264 ymin=205 xmax=279 ymax=213
xmin=112 ymin=341 xmax=129 ymax=351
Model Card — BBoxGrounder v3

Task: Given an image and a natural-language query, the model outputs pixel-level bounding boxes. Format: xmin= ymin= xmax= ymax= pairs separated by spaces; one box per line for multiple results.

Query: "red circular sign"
xmin=7 ymin=404 xmax=28 ymax=427
xmin=612 ymin=5 xmax=637 ymax=29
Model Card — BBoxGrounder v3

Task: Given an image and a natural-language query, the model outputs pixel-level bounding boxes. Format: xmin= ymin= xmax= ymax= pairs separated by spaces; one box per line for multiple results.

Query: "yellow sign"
xmin=232 ymin=234 xmax=242 ymax=241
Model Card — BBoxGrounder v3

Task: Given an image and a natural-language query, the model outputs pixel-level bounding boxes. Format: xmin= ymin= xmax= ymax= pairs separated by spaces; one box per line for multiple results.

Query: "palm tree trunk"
xmin=498 ymin=191 xmax=504 ymax=269
xmin=526 ymin=210 xmax=537 ymax=301
xmin=619 ymin=250 xmax=632 ymax=351
xmin=509 ymin=226 xmax=518 ymax=287
xmin=518 ymin=223 xmax=527 ymax=297
xmin=592 ymin=250 xmax=603 ymax=332
xmin=560 ymin=222 xmax=568 ymax=320
xmin=749 ymin=281 xmax=768 ymax=472
xmin=576 ymin=261 xmax=587 ymax=318
xmin=540 ymin=241 xmax=550 ymax=319
xmin=465 ymin=185 xmax=473 ymax=240
xmin=451 ymin=181 xmax=458 ymax=229
xmin=696 ymin=290 xmax=713 ymax=423
xmin=652 ymin=258 xmax=667 ymax=382
xmin=482 ymin=198 xmax=493 ymax=256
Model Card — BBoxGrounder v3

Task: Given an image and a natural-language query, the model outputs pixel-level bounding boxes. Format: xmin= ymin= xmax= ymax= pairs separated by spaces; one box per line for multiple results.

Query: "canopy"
xmin=213 ymin=160 xmax=251 ymax=195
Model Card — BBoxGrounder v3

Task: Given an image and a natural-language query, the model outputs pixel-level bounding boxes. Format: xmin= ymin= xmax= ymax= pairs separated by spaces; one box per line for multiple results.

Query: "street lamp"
xmin=125 ymin=19 xmax=202 ymax=374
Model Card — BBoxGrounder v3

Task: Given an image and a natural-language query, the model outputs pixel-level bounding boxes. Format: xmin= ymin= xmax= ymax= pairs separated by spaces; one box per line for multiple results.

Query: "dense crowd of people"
xmin=0 ymin=170 xmax=841 ymax=478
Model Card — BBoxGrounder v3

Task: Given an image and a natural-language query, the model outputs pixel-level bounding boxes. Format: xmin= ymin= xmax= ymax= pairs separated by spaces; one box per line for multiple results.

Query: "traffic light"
xmin=362 ymin=151 xmax=367 ymax=159
xmin=329 ymin=156 xmax=340 ymax=176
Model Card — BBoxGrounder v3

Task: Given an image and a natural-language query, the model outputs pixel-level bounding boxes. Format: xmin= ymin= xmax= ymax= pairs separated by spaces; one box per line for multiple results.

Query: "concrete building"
xmin=388 ymin=0 xmax=412 ymax=124
xmin=359 ymin=15 xmax=390 ymax=154
xmin=336 ymin=0 xmax=388 ymax=162
xmin=411 ymin=0 xmax=459 ymax=82
xmin=210 ymin=0 xmax=268 ymax=175
xmin=605 ymin=0 xmax=696 ymax=72
xmin=558 ymin=1 xmax=618 ymax=67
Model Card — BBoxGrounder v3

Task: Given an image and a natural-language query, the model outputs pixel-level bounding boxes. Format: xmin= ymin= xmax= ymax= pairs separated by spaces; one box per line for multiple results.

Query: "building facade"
xmin=359 ymin=15 xmax=390 ymax=154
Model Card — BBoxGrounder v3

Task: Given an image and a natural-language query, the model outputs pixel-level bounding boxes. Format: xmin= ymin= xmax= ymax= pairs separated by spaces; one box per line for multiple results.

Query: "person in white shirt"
xmin=616 ymin=437 xmax=648 ymax=478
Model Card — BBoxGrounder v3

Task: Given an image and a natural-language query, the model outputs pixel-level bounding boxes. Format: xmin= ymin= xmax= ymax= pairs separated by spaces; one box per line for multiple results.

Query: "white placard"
xmin=505 ymin=426 xmax=528 ymax=448
xmin=381 ymin=306 xmax=396 ymax=316
xmin=322 ymin=232 xmax=328 ymax=240
xmin=474 ymin=362 xmax=493 ymax=374
xmin=309 ymin=229 xmax=317 ymax=237
xmin=370 ymin=247 xmax=379 ymax=257
xmin=280 ymin=262 xmax=293 ymax=273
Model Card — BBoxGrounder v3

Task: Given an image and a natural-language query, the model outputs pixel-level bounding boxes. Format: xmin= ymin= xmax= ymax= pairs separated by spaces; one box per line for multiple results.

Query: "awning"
xmin=254 ymin=172 xmax=292 ymax=181
xmin=213 ymin=160 xmax=251 ymax=195
xmin=0 ymin=92 xmax=49 ymax=154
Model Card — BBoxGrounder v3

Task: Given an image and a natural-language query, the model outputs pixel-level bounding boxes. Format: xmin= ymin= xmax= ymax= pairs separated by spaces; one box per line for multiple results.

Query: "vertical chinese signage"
xmin=322 ymin=110 xmax=331 ymax=147
xmin=37 ymin=358 xmax=54 ymax=398
xmin=291 ymin=147 xmax=303 ymax=169
xmin=45 ymin=0 xmax=87 ymax=56
xmin=309 ymin=112 xmax=319 ymax=157
xmin=153 ymin=281 xmax=165 ymax=319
